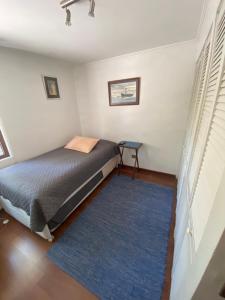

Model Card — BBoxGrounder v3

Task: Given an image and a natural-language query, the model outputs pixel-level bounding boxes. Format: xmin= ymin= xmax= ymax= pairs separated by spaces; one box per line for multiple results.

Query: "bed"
xmin=0 ymin=139 xmax=119 ymax=241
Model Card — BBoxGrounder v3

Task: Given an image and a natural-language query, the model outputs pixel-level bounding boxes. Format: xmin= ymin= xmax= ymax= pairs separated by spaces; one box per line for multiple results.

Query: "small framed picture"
xmin=108 ymin=77 xmax=140 ymax=106
xmin=43 ymin=76 xmax=60 ymax=99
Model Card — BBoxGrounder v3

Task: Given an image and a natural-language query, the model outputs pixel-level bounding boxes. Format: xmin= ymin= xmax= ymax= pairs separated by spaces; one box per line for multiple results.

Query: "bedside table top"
xmin=118 ymin=141 xmax=143 ymax=150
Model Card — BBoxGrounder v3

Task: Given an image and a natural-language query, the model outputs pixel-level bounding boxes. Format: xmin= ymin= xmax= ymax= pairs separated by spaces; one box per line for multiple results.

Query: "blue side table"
xmin=118 ymin=141 xmax=143 ymax=179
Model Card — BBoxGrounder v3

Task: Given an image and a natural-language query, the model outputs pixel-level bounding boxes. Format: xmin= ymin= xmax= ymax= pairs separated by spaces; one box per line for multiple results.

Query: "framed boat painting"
xmin=108 ymin=77 xmax=140 ymax=106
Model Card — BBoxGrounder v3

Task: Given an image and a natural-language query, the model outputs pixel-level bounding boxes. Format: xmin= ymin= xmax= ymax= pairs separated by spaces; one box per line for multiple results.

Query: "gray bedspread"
xmin=0 ymin=140 xmax=119 ymax=231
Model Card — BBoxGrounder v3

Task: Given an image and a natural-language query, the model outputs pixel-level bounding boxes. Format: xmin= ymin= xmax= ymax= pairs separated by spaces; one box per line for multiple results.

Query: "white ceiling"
xmin=0 ymin=0 xmax=205 ymax=64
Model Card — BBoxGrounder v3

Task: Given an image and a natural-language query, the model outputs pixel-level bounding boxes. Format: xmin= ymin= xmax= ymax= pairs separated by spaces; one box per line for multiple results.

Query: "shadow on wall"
xmin=121 ymin=143 xmax=157 ymax=171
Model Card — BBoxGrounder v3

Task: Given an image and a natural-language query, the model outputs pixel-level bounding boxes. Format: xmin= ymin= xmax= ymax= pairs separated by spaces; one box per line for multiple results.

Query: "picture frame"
xmin=108 ymin=77 xmax=140 ymax=106
xmin=43 ymin=76 xmax=60 ymax=99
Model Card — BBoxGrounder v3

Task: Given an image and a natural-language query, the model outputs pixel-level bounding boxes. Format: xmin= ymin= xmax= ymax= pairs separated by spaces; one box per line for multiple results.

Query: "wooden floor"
xmin=0 ymin=167 xmax=177 ymax=300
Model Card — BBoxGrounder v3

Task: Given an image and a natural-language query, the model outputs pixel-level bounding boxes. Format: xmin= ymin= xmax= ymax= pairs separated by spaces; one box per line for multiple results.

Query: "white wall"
xmin=74 ymin=41 xmax=196 ymax=176
xmin=0 ymin=47 xmax=81 ymax=168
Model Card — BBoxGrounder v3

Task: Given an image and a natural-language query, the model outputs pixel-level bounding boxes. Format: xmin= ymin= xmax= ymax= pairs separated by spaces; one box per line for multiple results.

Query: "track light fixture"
xmin=60 ymin=0 xmax=96 ymax=26
xmin=65 ymin=8 xmax=72 ymax=26
xmin=88 ymin=0 xmax=95 ymax=17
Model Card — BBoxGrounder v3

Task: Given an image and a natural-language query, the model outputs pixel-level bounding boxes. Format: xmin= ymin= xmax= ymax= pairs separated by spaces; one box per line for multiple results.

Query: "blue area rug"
xmin=48 ymin=175 xmax=174 ymax=300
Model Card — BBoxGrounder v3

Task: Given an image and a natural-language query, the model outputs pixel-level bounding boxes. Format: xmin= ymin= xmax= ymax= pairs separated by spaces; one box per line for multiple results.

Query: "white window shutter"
xmin=178 ymin=32 xmax=212 ymax=201
xmin=187 ymin=29 xmax=218 ymax=196
xmin=191 ymin=5 xmax=225 ymax=250
xmin=172 ymin=2 xmax=225 ymax=298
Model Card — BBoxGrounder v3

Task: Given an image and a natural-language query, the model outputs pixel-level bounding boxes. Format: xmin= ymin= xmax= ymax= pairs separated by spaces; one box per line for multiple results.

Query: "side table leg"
xmin=118 ymin=147 xmax=124 ymax=176
xmin=132 ymin=149 xmax=139 ymax=179
xmin=136 ymin=149 xmax=140 ymax=170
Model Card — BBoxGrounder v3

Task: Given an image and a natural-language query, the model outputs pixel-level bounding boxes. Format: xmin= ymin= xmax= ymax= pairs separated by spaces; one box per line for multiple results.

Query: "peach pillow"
xmin=65 ymin=136 xmax=100 ymax=154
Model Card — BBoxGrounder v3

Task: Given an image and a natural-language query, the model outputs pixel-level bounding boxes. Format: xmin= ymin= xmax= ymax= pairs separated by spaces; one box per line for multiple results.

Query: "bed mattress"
xmin=0 ymin=140 xmax=119 ymax=232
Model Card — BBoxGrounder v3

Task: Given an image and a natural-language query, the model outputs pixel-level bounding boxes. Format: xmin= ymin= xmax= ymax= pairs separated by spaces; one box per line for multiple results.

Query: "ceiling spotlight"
xmin=88 ymin=0 xmax=95 ymax=17
xmin=60 ymin=0 xmax=96 ymax=26
xmin=65 ymin=8 xmax=72 ymax=26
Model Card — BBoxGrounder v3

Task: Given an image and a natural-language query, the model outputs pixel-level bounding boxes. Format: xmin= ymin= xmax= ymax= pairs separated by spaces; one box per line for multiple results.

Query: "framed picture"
xmin=43 ymin=76 xmax=60 ymax=99
xmin=108 ymin=77 xmax=140 ymax=106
